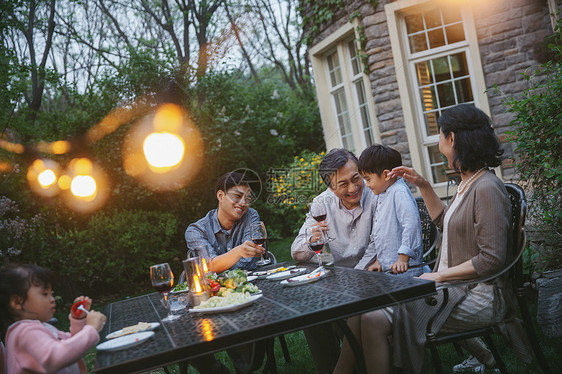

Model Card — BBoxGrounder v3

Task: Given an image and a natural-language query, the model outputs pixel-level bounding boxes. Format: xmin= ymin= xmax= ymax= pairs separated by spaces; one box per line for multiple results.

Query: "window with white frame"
xmin=387 ymin=0 xmax=488 ymax=189
xmin=406 ymin=5 xmax=475 ymax=184
xmin=319 ymin=37 xmax=377 ymax=152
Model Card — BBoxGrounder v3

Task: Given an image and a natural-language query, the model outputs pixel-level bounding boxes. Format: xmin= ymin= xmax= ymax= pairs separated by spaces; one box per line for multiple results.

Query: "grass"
xmin=67 ymin=238 xmax=562 ymax=373
xmin=268 ymin=237 xmax=295 ymax=263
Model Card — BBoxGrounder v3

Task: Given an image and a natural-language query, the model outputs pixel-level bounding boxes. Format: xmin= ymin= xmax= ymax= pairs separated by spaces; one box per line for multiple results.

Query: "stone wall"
xmin=474 ymin=0 xmax=553 ymax=180
xmin=301 ymin=0 xmax=555 ymax=174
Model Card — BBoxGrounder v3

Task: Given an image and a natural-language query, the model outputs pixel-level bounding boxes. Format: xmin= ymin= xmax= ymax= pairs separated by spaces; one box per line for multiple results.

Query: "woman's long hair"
xmin=438 ymin=104 xmax=504 ymax=173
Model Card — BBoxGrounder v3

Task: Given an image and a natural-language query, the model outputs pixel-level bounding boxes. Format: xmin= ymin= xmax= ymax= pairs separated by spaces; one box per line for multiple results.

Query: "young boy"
xmin=355 ymin=144 xmax=423 ymax=276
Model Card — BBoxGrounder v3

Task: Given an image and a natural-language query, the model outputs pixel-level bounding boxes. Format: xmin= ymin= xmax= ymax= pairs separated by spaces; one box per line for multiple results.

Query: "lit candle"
xmin=201 ymin=258 xmax=209 ymax=273
xmin=194 ymin=275 xmax=202 ymax=293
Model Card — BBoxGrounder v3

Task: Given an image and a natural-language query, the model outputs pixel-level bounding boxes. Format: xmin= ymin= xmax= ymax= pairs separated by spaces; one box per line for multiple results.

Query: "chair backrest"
xmin=504 ymin=183 xmax=527 ymax=288
xmin=264 ymin=251 xmax=277 ymax=265
xmin=415 ymin=197 xmax=439 ymax=262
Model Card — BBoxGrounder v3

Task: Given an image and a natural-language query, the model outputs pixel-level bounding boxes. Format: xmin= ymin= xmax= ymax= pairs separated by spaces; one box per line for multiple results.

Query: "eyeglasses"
xmin=227 ymin=192 xmax=254 ymax=205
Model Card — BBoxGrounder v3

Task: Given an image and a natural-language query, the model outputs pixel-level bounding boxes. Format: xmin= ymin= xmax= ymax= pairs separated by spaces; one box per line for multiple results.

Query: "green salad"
xmin=172 ymin=282 xmax=188 ymax=292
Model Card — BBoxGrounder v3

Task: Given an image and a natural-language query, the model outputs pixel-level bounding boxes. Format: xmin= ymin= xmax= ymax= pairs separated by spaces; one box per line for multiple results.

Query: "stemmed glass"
xmin=310 ymin=203 xmax=335 ymax=242
xmin=251 ymin=221 xmax=270 ymax=266
xmin=150 ymin=263 xmax=180 ymax=322
xmin=306 ymin=226 xmax=327 ymax=267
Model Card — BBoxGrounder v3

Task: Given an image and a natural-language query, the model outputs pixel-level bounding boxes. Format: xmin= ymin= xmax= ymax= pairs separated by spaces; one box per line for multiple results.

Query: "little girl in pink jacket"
xmin=1 ymin=264 xmax=106 ymax=374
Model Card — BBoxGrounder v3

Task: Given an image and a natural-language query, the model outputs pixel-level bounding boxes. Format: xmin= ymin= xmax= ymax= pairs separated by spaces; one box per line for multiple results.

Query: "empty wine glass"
xmin=150 ymin=263 xmax=180 ymax=322
xmin=306 ymin=226 xmax=327 ymax=267
xmin=309 ymin=203 xmax=335 ymax=242
xmin=250 ymin=221 xmax=270 ymax=266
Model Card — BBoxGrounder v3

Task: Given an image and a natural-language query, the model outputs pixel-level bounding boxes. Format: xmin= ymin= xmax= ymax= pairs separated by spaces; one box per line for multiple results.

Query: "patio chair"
xmin=424 ymin=183 xmax=552 ymax=374
xmin=407 ymin=197 xmax=439 ymax=272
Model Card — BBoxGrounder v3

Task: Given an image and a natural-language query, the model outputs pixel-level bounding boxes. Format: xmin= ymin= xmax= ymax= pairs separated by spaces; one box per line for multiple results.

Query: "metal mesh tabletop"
xmin=94 ymin=263 xmax=435 ymax=373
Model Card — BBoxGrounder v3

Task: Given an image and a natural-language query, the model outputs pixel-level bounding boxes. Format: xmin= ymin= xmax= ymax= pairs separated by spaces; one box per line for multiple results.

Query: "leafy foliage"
xmin=262 ymin=150 xmax=326 ymax=237
xmin=505 ymin=20 xmax=562 ymax=272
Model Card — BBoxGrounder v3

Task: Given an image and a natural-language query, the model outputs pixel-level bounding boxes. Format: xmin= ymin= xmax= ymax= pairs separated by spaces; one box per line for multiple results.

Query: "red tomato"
xmin=71 ymin=300 xmax=88 ymax=318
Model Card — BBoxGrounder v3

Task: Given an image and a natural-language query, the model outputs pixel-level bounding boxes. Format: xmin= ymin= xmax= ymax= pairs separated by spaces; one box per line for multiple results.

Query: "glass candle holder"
xmin=182 ymin=257 xmax=210 ymax=306
xmin=194 ymin=245 xmax=212 ymax=276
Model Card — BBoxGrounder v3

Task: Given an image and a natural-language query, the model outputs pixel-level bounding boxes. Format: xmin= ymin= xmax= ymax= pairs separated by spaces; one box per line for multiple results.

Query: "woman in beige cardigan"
xmin=334 ymin=104 xmax=510 ymax=374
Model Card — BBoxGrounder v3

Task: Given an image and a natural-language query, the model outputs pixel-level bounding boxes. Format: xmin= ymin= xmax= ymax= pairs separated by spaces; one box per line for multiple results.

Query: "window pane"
xmin=432 ymin=56 xmax=451 ymax=82
xmin=428 ymin=28 xmax=445 ymax=49
xmin=442 ymin=7 xmax=462 ymax=24
xmin=327 ymin=51 xmax=342 ymax=87
xmin=424 ymin=8 xmax=442 ymax=29
xmin=419 ymin=86 xmax=437 ymax=111
xmin=348 ymin=40 xmax=360 ymax=76
xmin=409 ymin=33 xmax=428 ymax=53
xmin=437 ymin=81 xmax=456 ymax=107
xmin=450 ymin=52 xmax=469 ymax=78
xmin=355 ymin=80 xmax=374 ymax=146
xmin=416 ymin=60 xmax=434 ymax=86
xmin=454 ymin=78 xmax=474 ymax=103
xmin=427 ymin=144 xmax=448 ymax=184
xmin=405 ymin=13 xmax=424 ymax=33
xmin=333 ymin=90 xmax=354 ymax=149
xmin=423 ymin=110 xmax=440 ymax=137
xmin=445 ymin=23 xmax=465 ymax=44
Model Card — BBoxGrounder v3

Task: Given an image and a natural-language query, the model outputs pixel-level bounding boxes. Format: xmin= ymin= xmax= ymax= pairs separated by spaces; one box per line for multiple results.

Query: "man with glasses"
xmin=185 ymin=171 xmax=265 ymax=273
xmin=184 ymin=171 xmax=266 ymax=373
xmin=291 ymin=148 xmax=378 ymax=374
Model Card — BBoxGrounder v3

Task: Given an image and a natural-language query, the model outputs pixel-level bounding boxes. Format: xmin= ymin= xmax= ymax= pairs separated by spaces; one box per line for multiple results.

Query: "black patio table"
xmin=94 ymin=263 xmax=436 ymax=373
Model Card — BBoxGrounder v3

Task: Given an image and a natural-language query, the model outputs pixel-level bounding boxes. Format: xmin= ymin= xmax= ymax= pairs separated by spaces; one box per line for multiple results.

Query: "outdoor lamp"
xmin=26 ymin=158 xmax=62 ymax=198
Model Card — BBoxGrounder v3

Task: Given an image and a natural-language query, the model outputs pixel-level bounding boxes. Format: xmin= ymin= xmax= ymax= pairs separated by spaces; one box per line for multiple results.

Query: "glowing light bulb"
xmin=143 ymin=132 xmax=185 ymax=169
xmin=70 ymin=175 xmax=97 ymax=198
xmin=38 ymin=169 xmax=57 ymax=188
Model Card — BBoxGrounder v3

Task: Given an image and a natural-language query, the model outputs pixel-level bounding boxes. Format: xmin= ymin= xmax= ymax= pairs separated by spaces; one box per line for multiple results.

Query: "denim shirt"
xmin=356 ymin=178 xmax=423 ymax=276
xmin=185 ymin=208 xmax=260 ymax=271
xmin=291 ymin=184 xmax=378 ymax=269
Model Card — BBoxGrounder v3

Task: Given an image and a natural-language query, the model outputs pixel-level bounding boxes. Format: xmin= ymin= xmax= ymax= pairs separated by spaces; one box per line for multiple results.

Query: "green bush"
xmin=1 ymin=201 xmax=183 ymax=299
xmin=505 ymin=20 xmax=562 ymax=272
xmin=258 ymin=150 xmax=327 ymax=238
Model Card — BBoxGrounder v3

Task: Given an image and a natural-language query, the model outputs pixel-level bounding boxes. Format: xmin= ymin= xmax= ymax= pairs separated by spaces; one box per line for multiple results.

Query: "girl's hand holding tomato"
xmin=71 ymin=296 xmax=93 ymax=319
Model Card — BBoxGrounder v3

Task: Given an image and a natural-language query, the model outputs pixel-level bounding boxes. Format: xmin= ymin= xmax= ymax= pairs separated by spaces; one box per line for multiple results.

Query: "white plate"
xmin=96 ymin=331 xmax=155 ymax=351
xmin=246 ymin=275 xmax=258 ymax=282
xmin=266 ymin=267 xmax=307 ymax=281
xmin=106 ymin=322 xmax=160 ymax=340
xmin=251 ymin=265 xmax=296 ymax=278
xmin=189 ymin=294 xmax=262 ymax=314
xmin=280 ymin=270 xmax=327 ymax=286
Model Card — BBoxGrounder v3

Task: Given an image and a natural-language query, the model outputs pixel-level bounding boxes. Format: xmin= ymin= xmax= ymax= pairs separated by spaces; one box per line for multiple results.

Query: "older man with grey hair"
xmin=291 ymin=148 xmax=378 ymax=373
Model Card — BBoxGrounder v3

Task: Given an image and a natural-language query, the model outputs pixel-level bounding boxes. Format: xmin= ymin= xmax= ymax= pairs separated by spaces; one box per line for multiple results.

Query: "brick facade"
xmin=302 ymin=0 xmax=558 ymax=180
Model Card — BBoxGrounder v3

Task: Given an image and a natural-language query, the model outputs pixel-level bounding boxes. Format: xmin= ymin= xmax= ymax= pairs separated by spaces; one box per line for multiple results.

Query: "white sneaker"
xmin=453 ymin=355 xmax=485 ymax=372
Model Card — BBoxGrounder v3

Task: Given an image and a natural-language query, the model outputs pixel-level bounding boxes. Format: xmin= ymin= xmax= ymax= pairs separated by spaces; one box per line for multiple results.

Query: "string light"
xmin=26 ymin=159 xmax=61 ymax=198
xmin=60 ymin=157 xmax=110 ymax=213
xmin=1 ymin=94 xmax=204 ymax=211
xmin=123 ymin=103 xmax=203 ymax=191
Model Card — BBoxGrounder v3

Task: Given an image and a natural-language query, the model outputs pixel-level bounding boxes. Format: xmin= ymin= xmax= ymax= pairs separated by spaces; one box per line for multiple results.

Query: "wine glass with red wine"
xmin=251 ymin=221 xmax=270 ymax=266
xmin=150 ymin=263 xmax=180 ymax=322
xmin=309 ymin=203 xmax=335 ymax=242
xmin=306 ymin=227 xmax=327 ymax=267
